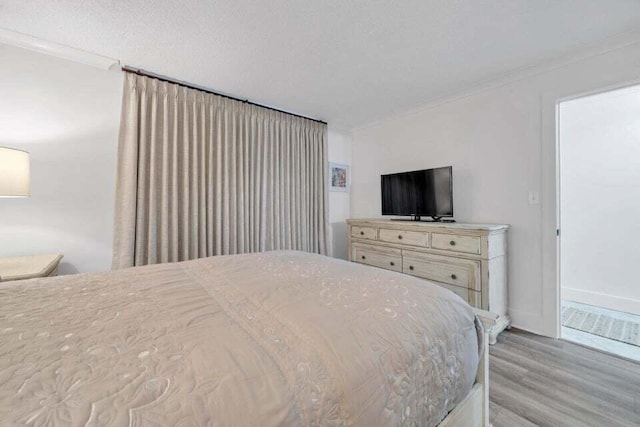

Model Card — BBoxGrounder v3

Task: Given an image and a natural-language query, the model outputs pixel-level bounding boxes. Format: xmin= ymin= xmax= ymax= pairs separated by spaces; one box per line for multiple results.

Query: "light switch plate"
xmin=528 ymin=190 xmax=540 ymax=205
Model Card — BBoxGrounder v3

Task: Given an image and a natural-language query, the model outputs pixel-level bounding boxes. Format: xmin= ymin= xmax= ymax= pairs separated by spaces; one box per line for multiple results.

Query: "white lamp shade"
xmin=0 ymin=147 xmax=30 ymax=197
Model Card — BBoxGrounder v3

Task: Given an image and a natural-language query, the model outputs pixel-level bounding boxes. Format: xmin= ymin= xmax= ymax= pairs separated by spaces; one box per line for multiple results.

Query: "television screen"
xmin=381 ymin=166 xmax=453 ymax=219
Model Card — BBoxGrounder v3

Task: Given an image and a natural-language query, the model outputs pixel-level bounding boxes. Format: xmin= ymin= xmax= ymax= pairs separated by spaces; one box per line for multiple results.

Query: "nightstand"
xmin=0 ymin=254 xmax=64 ymax=282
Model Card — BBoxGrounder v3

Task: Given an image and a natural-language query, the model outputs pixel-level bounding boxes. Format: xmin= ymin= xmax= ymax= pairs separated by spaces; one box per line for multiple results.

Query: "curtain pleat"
xmin=112 ymin=74 xmax=330 ymax=269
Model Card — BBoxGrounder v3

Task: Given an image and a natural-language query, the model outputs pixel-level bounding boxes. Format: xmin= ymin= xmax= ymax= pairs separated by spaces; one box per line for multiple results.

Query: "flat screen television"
xmin=381 ymin=166 xmax=453 ymax=221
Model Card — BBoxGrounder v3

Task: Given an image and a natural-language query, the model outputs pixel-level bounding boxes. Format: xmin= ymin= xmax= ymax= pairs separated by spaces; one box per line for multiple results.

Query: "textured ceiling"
xmin=1 ymin=0 xmax=640 ymax=129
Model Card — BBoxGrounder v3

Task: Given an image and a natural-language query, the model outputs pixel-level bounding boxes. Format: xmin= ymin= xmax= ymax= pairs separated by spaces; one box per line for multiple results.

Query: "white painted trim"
xmin=0 ymin=27 xmax=119 ymax=70
xmin=544 ymin=78 xmax=640 ymax=339
xmin=562 ymin=288 xmax=640 ymax=317
xmin=507 ymin=308 xmax=543 ymax=336
xmin=541 ymin=93 xmax=561 ymax=339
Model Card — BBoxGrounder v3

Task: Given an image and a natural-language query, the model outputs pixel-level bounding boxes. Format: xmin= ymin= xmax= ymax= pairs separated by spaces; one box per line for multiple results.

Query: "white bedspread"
xmin=0 ymin=251 xmax=479 ymax=426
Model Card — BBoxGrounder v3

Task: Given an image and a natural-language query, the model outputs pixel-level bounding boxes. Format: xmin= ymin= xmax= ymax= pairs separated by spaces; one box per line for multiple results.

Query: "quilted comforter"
xmin=0 ymin=251 xmax=480 ymax=426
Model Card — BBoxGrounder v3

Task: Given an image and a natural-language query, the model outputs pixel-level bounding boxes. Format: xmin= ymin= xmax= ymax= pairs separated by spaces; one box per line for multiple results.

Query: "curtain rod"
xmin=121 ymin=66 xmax=327 ymax=125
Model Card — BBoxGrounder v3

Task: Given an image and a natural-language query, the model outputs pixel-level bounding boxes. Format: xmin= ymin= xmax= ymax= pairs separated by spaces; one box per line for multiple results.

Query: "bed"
xmin=0 ymin=251 xmax=489 ymax=426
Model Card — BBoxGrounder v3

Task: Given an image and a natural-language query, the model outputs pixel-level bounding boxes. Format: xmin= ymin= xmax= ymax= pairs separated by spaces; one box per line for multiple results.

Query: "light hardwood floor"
xmin=490 ymin=329 xmax=640 ymax=427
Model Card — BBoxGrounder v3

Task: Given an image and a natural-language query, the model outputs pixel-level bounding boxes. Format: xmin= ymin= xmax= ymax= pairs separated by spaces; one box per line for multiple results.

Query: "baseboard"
xmin=562 ymin=287 xmax=640 ymax=317
xmin=507 ymin=309 xmax=546 ymax=337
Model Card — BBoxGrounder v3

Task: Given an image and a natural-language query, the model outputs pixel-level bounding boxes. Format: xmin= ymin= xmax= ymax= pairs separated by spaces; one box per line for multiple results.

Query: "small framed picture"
xmin=329 ymin=162 xmax=349 ymax=192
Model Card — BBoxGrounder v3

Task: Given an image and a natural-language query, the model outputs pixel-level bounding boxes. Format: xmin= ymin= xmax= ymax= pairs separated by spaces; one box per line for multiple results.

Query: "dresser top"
xmin=347 ymin=218 xmax=509 ymax=232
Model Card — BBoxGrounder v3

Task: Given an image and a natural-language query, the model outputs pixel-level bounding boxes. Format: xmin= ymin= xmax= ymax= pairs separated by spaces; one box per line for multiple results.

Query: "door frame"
xmin=542 ymin=78 xmax=640 ymax=339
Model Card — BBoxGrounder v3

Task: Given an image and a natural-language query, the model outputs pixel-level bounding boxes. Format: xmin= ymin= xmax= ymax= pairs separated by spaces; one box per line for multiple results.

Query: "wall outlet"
xmin=528 ymin=190 xmax=540 ymax=205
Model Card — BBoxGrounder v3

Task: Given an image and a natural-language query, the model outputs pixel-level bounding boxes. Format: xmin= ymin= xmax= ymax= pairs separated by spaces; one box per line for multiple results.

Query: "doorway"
xmin=558 ymin=84 xmax=640 ymax=361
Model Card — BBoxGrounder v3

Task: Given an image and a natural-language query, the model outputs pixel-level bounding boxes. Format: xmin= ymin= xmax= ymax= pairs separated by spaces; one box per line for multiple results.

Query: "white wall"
xmin=0 ymin=43 xmax=123 ymax=274
xmin=0 ymin=43 xmax=353 ymax=274
xmin=560 ymin=85 xmax=640 ymax=316
xmin=328 ymin=129 xmax=352 ymax=259
xmin=351 ymin=40 xmax=640 ymax=336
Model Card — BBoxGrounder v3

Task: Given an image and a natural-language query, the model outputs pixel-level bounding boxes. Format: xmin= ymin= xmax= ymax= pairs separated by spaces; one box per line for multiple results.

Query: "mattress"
xmin=0 ymin=251 xmax=480 ymax=426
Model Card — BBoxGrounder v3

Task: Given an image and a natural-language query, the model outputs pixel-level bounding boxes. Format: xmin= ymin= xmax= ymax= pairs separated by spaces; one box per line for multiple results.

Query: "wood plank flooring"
xmin=490 ymin=329 xmax=640 ymax=427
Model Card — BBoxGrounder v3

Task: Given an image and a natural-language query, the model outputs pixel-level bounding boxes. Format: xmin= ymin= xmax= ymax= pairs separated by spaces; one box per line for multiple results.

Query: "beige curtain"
xmin=112 ymin=74 xmax=329 ymax=269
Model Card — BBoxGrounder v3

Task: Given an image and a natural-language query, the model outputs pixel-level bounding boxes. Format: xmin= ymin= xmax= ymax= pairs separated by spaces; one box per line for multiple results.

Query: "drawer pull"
xmin=360 ymin=231 xmax=364 ymax=235
xmin=409 ymin=265 xmax=414 ymax=271
xmin=398 ymin=235 xmax=403 ymax=240
xmin=390 ymin=261 xmax=395 ymax=266
xmin=451 ymin=274 xmax=457 ymax=280
xmin=361 ymin=255 xmax=366 ymax=260
xmin=449 ymin=240 xmax=456 ymax=246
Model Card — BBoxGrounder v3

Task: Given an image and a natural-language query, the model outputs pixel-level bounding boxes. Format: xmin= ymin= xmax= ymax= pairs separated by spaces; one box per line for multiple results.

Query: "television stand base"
xmin=390 ymin=216 xmax=455 ymax=223
xmin=417 ymin=216 xmax=441 ymax=222
xmin=409 ymin=215 xmax=442 ymax=221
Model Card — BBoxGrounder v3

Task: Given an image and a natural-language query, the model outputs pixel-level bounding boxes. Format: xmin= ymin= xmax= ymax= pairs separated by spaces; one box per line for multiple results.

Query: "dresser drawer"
xmin=431 ymin=233 xmax=481 ymax=255
xmin=379 ymin=228 xmax=429 ymax=247
xmin=402 ymin=251 xmax=481 ymax=290
xmin=424 ymin=282 xmax=482 ymax=308
xmin=352 ymin=244 xmax=402 ymax=272
xmin=435 ymin=282 xmax=469 ymax=303
xmin=351 ymin=226 xmax=378 ymax=240
xmin=468 ymin=290 xmax=482 ymax=309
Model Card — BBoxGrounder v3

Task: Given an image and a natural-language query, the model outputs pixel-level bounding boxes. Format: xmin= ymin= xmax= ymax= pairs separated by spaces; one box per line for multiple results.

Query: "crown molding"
xmin=353 ymin=30 xmax=640 ymax=134
xmin=0 ymin=27 xmax=119 ymax=70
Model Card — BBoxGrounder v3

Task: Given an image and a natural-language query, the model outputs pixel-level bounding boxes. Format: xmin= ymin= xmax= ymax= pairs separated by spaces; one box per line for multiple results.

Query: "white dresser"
xmin=347 ymin=218 xmax=510 ymax=344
